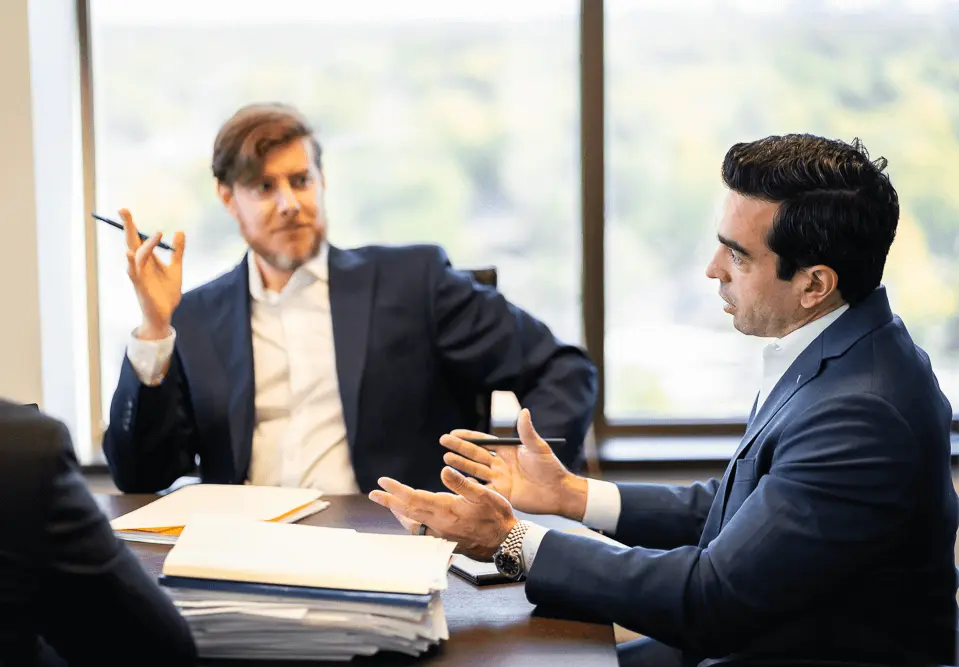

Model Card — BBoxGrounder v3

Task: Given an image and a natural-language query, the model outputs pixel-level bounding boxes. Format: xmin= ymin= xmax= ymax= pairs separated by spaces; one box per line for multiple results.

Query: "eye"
xmin=291 ymin=174 xmax=312 ymax=188
xmin=255 ymin=181 xmax=274 ymax=194
xmin=728 ymin=247 xmax=743 ymax=266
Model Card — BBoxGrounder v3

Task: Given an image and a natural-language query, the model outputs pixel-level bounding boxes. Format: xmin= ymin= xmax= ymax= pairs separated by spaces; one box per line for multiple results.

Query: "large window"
xmin=90 ymin=0 xmax=580 ymax=424
xmin=82 ymin=0 xmax=959 ymax=453
xmin=606 ymin=0 xmax=959 ymax=421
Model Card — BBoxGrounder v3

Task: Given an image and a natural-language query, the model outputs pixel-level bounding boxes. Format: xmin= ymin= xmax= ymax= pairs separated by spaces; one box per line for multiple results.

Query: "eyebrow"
xmin=258 ymin=169 xmax=312 ymax=180
xmin=717 ymin=234 xmax=752 ymax=258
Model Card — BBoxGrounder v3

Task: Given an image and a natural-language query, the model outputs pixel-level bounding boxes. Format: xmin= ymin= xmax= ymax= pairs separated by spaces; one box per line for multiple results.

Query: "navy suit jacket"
xmin=0 ymin=401 xmax=196 ymax=666
xmin=526 ymin=288 xmax=958 ymax=666
xmin=103 ymin=244 xmax=597 ymax=494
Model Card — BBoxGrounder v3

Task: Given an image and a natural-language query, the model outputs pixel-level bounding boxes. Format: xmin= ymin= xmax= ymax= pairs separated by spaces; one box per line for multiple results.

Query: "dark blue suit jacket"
xmin=0 ymin=401 xmax=196 ymax=666
xmin=526 ymin=288 xmax=958 ymax=666
xmin=103 ymin=244 xmax=596 ymax=494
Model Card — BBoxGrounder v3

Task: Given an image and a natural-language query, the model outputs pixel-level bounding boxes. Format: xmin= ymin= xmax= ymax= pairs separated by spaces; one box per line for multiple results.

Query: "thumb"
xmin=517 ymin=408 xmax=549 ymax=452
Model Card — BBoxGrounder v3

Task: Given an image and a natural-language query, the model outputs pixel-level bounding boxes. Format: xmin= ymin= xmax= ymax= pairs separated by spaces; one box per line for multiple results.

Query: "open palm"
xmin=440 ymin=409 xmax=573 ymax=516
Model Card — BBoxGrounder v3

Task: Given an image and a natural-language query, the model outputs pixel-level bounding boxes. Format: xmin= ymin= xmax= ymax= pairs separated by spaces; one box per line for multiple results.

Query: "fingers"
xmin=371 ymin=477 xmax=442 ymax=526
xmin=134 ymin=232 xmax=163 ymax=273
xmin=440 ymin=434 xmax=495 ymax=466
xmin=376 ymin=477 xmax=416 ymax=502
xmin=172 ymin=231 xmax=186 ymax=266
xmin=449 ymin=429 xmax=495 ymax=440
xmin=368 ymin=490 xmax=408 ymax=516
xmin=387 ymin=508 xmax=420 ymax=534
xmin=440 ymin=466 xmax=505 ymax=508
xmin=119 ymin=209 xmax=141 ymax=252
xmin=442 ymin=452 xmax=493 ymax=481
xmin=126 ymin=250 xmax=137 ymax=281
xmin=517 ymin=408 xmax=550 ymax=453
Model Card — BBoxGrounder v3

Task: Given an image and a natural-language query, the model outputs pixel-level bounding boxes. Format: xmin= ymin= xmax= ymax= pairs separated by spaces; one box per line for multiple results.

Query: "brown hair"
xmin=211 ymin=103 xmax=323 ymax=186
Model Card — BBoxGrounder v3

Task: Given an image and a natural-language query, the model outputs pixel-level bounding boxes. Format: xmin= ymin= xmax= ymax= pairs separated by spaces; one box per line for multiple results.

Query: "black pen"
xmin=92 ymin=212 xmax=174 ymax=251
xmin=462 ymin=437 xmax=565 ymax=447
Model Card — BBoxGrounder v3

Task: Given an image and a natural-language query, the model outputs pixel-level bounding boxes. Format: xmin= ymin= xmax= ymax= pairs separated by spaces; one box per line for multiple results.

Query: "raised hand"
xmin=440 ymin=409 xmax=588 ymax=520
xmin=120 ymin=208 xmax=186 ymax=339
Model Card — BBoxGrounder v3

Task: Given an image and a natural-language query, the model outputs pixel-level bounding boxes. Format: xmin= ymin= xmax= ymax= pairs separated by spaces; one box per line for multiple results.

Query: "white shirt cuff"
xmin=582 ymin=478 xmax=622 ymax=535
xmin=127 ymin=327 xmax=176 ymax=386
xmin=520 ymin=522 xmax=550 ymax=575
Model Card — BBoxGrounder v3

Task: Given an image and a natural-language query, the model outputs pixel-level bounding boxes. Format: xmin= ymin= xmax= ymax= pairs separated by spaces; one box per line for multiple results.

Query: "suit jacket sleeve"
xmin=427 ymin=246 xmax=598 ymax=467
xmin=612 ymin=478 xmax=720 ymax=548
xmin=525 ymin=393 xmax=920 ymax=657
xmin=39 ymin=423 xmax=196 ymax=665
xmin=102 ymin=352 xmax=198 ymax=492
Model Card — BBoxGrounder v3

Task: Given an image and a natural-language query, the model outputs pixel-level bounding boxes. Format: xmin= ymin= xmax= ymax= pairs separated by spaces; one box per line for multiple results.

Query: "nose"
xmin=276 ymin=182 xmax=300 ymax=215
xmin=705 ymin=246 xmax=728 ymax=282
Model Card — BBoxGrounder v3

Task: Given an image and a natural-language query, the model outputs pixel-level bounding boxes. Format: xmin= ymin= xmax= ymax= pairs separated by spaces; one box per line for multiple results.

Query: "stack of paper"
xmin=109 ymin=484 xmax=330 ymax=544
xmin=159 ymin=516 xmax=456 ymax=661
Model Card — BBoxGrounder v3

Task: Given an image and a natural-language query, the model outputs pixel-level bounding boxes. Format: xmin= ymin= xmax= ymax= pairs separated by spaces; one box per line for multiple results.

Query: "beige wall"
xmin=0 ymin=0 xmax=43 ymax=405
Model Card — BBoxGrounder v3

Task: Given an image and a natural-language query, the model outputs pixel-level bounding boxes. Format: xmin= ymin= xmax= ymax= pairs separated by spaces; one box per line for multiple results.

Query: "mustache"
xmin=273 ymin=221 xmax=314 ymax=232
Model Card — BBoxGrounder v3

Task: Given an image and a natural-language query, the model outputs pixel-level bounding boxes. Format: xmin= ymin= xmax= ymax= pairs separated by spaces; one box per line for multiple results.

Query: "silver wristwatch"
xmin=493 ymin=521 xmax=531 ymax=581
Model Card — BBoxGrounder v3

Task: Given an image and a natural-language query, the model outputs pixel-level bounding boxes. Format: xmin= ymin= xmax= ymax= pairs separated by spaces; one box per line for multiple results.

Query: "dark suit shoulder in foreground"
xmin=0 ymin=401 xmax=196 ymax=666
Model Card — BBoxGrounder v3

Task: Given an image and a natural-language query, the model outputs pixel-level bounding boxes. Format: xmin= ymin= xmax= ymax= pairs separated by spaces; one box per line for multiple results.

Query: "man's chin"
xmin=257 ymin=242 xmax=322 ymax=272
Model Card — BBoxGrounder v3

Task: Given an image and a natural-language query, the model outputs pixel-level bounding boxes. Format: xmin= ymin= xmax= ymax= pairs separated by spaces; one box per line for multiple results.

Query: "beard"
xmin=249 ymin=229 xmax=323 ymax=273
xmin=239 ymin=201 xmax=327 ymax=273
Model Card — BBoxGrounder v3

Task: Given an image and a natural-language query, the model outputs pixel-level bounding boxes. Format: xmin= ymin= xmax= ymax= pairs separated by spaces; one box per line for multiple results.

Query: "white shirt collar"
xmin=768 ymin=303 xmax=849 ymax=358
xmin=247 ymin=243 xmax=329 ymax=305
xmin=757 ymin=302 xmax=850 ymax=411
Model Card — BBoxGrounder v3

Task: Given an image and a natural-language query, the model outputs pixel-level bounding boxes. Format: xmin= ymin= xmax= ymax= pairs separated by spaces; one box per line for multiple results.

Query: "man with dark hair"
xmin=0 ymin=400 xmax=196 ymax=666
xmin=370 ymin=134 xmax=959 ymax=666
xmin=102 ymin=103 xmax=596 ymax=495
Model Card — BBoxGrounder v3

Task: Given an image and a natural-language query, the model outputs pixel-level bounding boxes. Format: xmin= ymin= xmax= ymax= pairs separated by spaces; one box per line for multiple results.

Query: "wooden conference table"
xmin=95 ymin=494 xmax=618 ymax=667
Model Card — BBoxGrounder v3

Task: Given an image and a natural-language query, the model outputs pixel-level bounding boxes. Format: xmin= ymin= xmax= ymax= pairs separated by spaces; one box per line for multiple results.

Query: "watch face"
xmin=495 ymin=551 xmax=522 ymax=579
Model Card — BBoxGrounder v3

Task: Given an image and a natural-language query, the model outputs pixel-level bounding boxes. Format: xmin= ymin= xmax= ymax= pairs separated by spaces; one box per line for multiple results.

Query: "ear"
xmin=799 ymin=264 xmax=839 ymax=309
xmin=217 ymin=182 xmax=237 ymax=217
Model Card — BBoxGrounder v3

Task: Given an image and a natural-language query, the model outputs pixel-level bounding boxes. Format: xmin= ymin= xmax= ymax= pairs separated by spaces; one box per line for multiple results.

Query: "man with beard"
xmin=103 ymin=103 xmax=596 ymax=496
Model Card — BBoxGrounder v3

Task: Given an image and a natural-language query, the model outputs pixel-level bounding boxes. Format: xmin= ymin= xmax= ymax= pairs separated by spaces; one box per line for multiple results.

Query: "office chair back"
xmin=465 ymin=267 xmax=497 ymax=434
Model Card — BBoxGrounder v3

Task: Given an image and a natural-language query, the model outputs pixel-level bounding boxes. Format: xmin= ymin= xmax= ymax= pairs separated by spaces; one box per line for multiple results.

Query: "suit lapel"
xmin=732 ymin=286 xmax=893 ymax=464
xmin=702 ymin=288 xmax=895 ymax=545
xmin=746 ymin=392 xmax=759 ymax=427
xmin=717 ymin=340 xmax=823 ymax=519
xmin=735 ymin=342 xmax=823 ymax=462
xmin=207 ymin=259 xmax=254 ymax=480
xmin=328 ymin=246 xmax=376 ymax=448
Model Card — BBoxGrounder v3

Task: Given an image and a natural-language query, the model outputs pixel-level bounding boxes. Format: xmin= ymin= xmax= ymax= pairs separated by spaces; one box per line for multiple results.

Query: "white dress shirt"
xmin=520 ymin=303 xmax=850 ymax=573
xmin=126 ymin=245 xmax=360 ymax=493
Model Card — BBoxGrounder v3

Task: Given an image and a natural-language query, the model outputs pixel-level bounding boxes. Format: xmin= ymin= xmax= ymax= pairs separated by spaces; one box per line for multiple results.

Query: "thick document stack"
xmin=109 ymin=484 xmax=329 ymax=544
xmin=159 ymin=516 xmax=456 ymax=661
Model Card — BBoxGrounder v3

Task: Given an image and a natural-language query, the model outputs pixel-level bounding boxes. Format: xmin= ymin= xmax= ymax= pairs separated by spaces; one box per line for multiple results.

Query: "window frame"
xmin=79 ymin=0 xmax=959 ymax=451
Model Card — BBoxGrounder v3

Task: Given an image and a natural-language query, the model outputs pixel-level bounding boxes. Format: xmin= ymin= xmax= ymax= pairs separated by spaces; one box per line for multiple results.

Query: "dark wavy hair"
xmin=721 ymin=134 xmax=899 ymax=306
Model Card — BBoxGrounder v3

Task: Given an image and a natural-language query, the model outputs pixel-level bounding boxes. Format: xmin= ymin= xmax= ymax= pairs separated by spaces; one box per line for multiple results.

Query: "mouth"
xmin=275 ymin=224 xmax=311 ymax=235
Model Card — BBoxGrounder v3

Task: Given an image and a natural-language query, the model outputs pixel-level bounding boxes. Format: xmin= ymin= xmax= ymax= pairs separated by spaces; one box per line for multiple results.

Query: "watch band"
xmin=500 ymin=520 xmax=531 ymax=554
xmin=493 ymin=520 xmax=532 ymax=580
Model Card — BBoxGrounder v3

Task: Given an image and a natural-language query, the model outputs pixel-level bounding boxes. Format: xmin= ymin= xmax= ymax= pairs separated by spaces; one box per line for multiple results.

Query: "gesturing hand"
xmin=121 ymin=208 xmax=186 ymax=339
xmin=440 ymin=408 xmax=587 ymax=520
xmin=369 ymin=467 xmax=517 ymax=561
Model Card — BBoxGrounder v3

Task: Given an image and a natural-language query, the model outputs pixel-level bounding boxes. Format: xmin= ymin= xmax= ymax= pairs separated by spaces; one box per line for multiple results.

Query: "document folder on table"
xmin=109 ymin=484 xmax=329 ymax=544
xmin=158 ymin=516 xmax=456 ymax=661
